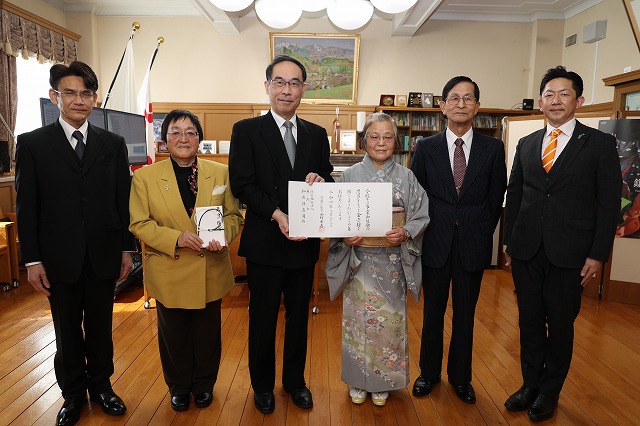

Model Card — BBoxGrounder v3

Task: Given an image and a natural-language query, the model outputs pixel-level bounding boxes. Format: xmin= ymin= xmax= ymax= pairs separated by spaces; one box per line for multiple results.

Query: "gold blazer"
xmin=129 ymin=158 xmax=243 ymax=308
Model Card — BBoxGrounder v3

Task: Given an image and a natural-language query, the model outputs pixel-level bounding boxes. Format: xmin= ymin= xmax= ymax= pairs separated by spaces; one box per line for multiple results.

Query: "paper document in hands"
xmin=195 ymin=206 xmax=225 ymax=248
xmin=288 ymin=181 xmax=392 ymax=238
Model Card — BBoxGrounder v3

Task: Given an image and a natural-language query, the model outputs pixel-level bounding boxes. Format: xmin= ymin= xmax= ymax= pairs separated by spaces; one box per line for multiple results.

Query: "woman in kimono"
xmin=326 ymin=112 xmax=430 ymax=406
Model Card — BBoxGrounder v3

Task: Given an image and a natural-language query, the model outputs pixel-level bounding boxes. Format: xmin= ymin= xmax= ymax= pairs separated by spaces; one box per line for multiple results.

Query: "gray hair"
xmin=359 ymin=112 xmax=401 ymax=153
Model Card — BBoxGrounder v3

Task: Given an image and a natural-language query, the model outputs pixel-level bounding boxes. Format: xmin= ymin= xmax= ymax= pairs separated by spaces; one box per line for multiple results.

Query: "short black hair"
xmin=266 ymin=55 xmax=307 ymax=82
xmin=442 ymin=76 xmax=480 ymax=101
xmin=49 ymin=61 xmax=98 ymax=93
xmin=539 ymin=65 xmax=584 ymax=97
xmin=161 ymin=110 xmax=204 ymax=142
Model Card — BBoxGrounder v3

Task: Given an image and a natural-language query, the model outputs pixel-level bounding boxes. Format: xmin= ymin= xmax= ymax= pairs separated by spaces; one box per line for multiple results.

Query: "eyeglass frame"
xmin=269 ymin=78 xmax=306 ymax=90
xmin=52 ymin=89 xmax=96 ymax=102
xmin=167 ymin=130 xmax=200 ymax=140
xmin=367 ymin=133 xmax=396 ymax=143
xmin=442 ymin=94 xmax=477 ymax=106
xmin=361 ymin=131 xmax=401 ymax=154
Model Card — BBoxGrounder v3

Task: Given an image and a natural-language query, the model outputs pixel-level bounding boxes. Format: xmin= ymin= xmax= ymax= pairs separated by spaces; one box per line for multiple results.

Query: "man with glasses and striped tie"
xmin=503 ymin=66 xmax=621 ymax=421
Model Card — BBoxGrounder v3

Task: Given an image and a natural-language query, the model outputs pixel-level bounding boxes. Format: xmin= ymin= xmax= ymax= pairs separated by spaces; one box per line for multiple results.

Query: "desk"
xmin=0 ymin=175 xmax=16 ymax=214
xmin=0 ymin=220 xmax=18 ymax=290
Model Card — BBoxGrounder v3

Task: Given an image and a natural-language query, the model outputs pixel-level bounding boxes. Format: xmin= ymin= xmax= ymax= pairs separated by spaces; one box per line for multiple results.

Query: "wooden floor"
xmin=1 ymin=269 xmax=640 ymax=425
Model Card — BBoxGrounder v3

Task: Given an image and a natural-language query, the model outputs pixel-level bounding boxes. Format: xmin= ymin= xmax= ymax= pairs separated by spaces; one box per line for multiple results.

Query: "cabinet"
xmin=375 ymin=106 xmax=537 ymax=167
xmin=0 ymin=175 xmax=16 ymax=214
xmin=153 ymin=103 xmax=377 ymax=155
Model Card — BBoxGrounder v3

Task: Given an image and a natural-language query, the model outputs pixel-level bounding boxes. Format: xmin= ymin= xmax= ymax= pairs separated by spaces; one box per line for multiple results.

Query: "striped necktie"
xmin=542 ymin=129 xmax=561 ymax=173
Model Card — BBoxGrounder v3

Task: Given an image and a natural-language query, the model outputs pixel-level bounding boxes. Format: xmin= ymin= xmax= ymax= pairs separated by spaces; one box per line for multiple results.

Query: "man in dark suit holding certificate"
xmin=410 ymin=76 xmax=507 ymax=404
xmin=503 ymin=66 xmax=621 ymax=421
xmin=229 ymin=55 xmax=333 ymax=414
xmin=16 ymin=61 xmax=134 ymax=426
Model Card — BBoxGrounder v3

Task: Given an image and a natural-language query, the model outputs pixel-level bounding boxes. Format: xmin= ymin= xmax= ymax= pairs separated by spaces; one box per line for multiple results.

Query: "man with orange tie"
xmin=503 ymin=66 xmax=621 ymax=421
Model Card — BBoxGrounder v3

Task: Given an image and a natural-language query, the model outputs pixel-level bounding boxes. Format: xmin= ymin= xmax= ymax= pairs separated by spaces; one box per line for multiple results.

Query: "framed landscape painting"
xmin=270 ymin=32 xmax=360 ymax=104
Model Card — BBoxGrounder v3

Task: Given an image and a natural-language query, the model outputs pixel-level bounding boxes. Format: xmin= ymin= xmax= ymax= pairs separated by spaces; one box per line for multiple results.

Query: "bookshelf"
xmin=375 ymin=106 xmax=537 ymax=167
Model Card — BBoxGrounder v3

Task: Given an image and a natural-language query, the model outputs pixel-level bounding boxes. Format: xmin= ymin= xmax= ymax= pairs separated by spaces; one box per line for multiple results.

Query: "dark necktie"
xmin=73 ymin=130 xmax=85 ymax=160
xmin=453 ymin=138 xmax=466 ymax=194
xmin=283 ymin=121 xmax=296 ymax=168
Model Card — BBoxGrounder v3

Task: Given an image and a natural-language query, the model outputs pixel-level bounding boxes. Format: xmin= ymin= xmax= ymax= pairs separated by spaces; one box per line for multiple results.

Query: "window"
xmin=15 ymin=58 xmax=51 ymax=136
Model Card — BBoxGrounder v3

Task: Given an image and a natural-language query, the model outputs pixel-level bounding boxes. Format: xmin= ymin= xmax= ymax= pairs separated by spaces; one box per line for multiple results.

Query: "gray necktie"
xmin=283 ymin=121 xmax=296 ymax=168
xmin=73 ymin=130 xmax=85 ymax=160
xmin=453 ymin=138 xmax=466 ymax=194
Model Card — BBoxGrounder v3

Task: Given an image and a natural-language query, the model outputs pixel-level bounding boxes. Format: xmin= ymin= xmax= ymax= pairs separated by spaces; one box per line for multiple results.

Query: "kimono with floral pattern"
xmin=326 ymin=154 xmax=430 ymax=392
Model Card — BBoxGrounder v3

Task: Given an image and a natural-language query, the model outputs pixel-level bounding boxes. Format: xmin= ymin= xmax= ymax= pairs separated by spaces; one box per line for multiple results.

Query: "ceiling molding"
xmin=391 ymin=0 xmax=444 ymax=36
xmin=190 ymin=0 xmax=241 ymax=34
xmin=35 ymin=0 xmax=605 ymax=35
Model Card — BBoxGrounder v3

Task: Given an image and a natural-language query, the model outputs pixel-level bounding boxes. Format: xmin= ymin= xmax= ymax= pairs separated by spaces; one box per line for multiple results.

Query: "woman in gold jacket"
xmin=129 ymin=110 xmax=242 ymax=412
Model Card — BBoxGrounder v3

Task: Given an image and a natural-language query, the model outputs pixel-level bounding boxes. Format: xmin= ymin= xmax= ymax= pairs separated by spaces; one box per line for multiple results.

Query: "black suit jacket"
xmin=504 ymin=120 xmax=621 ymax=268
xmin=229 ymin=112 xmax=333 ymax=268
xmin=16 ymin=120 xmax=135 ymax=282
xmin=411 ymin=130 xmax=507 ymax=272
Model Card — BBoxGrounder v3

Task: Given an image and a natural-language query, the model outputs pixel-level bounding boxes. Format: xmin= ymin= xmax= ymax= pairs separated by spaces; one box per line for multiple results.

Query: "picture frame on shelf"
xmin=422 ymin=93 xmax=434 ymax=108
xmin=433 ymin=95 xmax=443 ymax=105
xmin=218 ymin=140 xmax=231 ymax=154
xmin=153 ymin=112 xmax=168 ymax=152
xmin=409 ymin=92 xmax=423 ymax=108
xmin=380 ymin=94 xmax=395 ymax=107
xmin=270 ymin=32 xmax=360 ymax=104
xmin=339 ymin=130 xmax=358 ymax=151
xmin=199 ymin=140 xmax=216 ymax=154
xmin=396 ymin=95 xmax=407 ymax=107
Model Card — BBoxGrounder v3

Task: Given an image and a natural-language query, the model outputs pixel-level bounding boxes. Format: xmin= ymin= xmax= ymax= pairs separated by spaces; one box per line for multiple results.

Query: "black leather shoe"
xmin=528 ymin=394 xmax=558 ymax=421
xmin=194 ymin=392 xmax=213 ymax=408
xmin=170 ymin=394 xmax=190 ymax=411
xmin=90 ymin=390 xmax=126 ymax=415
xmin=254 ymin=391 xmax=275 ymax=414
xmin=287 ymin=386 xmax=313 ymax=409
xmin=505 ymin=386 xmax=539 ymax=411
xmin=412 ymin=375 xmax=441 ymax=397
xmin=56 ymin=397 xmax=86 ymax=426
xmin=450 ymin=382 xmax=476 ymax=404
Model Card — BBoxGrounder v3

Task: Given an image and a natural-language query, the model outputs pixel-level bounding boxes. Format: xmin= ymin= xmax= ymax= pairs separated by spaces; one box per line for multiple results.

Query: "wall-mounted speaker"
xmin=523 ymin=99 xmax=534 ymax=110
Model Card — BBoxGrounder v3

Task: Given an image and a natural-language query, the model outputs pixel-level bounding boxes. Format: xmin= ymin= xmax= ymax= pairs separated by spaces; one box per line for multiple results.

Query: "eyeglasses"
xmin=53 ymin=89 xmax=95 ymax=101
xmin=368 ymin=133 xmax=395 ymax=143
xmin=167 ymin=130 xmax=199 ymax=140
xmin=270 ymin=78 xmax=305 ymax=90
xmin=444 ymin=94 xmax=476 ymax=105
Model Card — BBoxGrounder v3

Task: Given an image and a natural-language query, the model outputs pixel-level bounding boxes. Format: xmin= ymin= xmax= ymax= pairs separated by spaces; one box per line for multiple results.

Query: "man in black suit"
xmin=229 ymin=55 xmax=333 ymax=414
xmin=410 ymin=76 xmax=507 ymax=404
xmin=503 ymin=66 xmax=621 ymax=421
xmin=15 ymin=61 xmax=135 ymax=426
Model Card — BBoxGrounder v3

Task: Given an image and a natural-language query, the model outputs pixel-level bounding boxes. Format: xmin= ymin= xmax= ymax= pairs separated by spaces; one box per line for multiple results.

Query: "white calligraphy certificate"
xmin=195 ymin=206 xmax=226 ymax=247
xmin=288 ymin=181 xmax=392 ymax=238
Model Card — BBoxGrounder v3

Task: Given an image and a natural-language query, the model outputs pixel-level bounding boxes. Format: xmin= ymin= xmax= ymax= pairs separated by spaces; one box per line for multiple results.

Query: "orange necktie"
xmin=542 ymin=129 xmax=561 ymax=173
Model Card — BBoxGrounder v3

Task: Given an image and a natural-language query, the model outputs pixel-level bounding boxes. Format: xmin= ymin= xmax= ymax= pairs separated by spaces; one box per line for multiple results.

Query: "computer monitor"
xmin=39 ymin=98 xmax=105 ymax=129
xmin=105 ymin=109 xmax=148 ymax=166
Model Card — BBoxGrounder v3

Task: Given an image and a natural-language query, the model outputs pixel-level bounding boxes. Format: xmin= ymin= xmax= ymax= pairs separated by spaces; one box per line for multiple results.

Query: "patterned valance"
xmin=0 ymin=9 xmax=76 ymax=64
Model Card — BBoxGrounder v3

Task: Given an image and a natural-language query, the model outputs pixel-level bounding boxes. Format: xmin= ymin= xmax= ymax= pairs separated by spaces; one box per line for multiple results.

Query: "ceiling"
xmin=38 ymin=0 xmax=604 ymax=36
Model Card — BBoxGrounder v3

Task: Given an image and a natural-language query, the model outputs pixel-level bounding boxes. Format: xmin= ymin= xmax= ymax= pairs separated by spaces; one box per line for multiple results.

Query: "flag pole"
xmin=149 ymin=36 xmax=164 ymax=70
xmin=102 ymin=22 xmax=140 ymax=109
